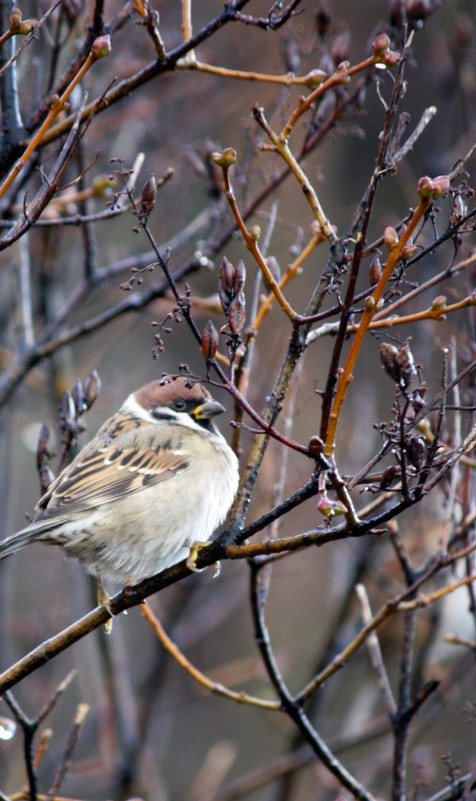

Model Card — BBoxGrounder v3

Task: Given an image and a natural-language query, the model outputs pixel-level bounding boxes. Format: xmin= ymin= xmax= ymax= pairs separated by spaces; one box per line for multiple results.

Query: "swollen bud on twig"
xmin=91 ymin=35 xmax=111 ymax=59
xmin=72 ymin=380 xmax=85 ymax=415
xmin=228 ymin=294 xmax=246 ymax=334
xmin=201 ymin=320 xmax=219 ymax=362
xmin=233 ymin=260 xmax=246 ymax=295
xmin=140 ymin=176 xmax=157 ymax=219
xmin=369 ymin=257 xmax=382 ymax=285
xmin=218 ymin=257 xmax=236 ymax=314
xmin=211 ymin=148 xmax=237 ymax=169
xmin=61 ymin=391 xmax=76 ymax=427
xmin=372 ymin=32 xmax=390 ymax=56
xmin=380 ymin=342 xmax=416 ymax=389
xmin=84 ymin=370 xmax=101 ymax=409
xmin=384 ymin=226 xmax=399 ymax=250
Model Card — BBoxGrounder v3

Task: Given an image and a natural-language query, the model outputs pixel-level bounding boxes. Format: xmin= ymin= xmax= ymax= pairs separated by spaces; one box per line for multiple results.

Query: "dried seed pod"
xmin=201 ymin=320 xmax=219 ymax=362
xmin=140 ymin=175 xmax=157 ymax=218
xmin=84 ymin=370 xmax=101 ymax=409
xmin=228 ymin=293 xmax=246 ymax=334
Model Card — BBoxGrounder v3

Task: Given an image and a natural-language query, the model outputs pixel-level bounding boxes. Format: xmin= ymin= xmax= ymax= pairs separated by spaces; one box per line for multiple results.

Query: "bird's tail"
xmin=0 ymin=520 xmax=57 ymax=560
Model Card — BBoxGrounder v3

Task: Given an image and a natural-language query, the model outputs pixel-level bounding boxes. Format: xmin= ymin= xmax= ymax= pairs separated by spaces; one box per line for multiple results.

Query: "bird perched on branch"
xmin=0 ymin=377 xmax=239 ymax=590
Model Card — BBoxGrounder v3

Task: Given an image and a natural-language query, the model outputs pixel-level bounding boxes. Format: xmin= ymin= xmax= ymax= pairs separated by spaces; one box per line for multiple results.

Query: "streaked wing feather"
xmin=42 ymin=442 xmax=189 ymax=516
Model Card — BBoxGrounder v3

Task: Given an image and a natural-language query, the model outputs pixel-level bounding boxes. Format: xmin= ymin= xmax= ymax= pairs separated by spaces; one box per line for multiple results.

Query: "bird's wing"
xmin=37 ymin=425 xmax=190 ymax=519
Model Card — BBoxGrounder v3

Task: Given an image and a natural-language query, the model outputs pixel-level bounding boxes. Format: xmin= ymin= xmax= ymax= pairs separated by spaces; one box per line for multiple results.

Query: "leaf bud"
xmin=233 ymin=260 xmax=246 ymax=294
xmin=401 ymin=243 xmax=418 ymax=260
xmin=211 ymin=148 xmax=237 ymax=168
xmin=384 ymin=226 xmax=399 ymax=250
xmin=382 ymin=49 xmax=399 ymax=67
xmin=418 ymin=175 xmax=436 ymax=200
xmin=369 ymin=257 xmax=382 ymax=285
xmin=372 ymin=32 xmax=390 ymax=56
xmin=9 ymin=8 xmax=22 ymax=29
xmin=380 ymin=342 xmax=401 ymax=384
xmin=228 ymin=293 xmax=246 ymax=334
xmin=140 ymin=175 xmax=157 ymax=217
xmin=431 ymin=295 xmax=447 ymax=310
xmin=72 ymin=380 xmax=85 ymax=414
xmin=432 ymin=175 xmax=450 ymax=198
xmin=379 ymin=465 xmax=398 ymax=490
xmin=396 ymin=343 xmax=417 ymax=388
xmin=249 ymin=225 xmax=261 ymax=242
xmin=84 ymin=370 xmax=101 ymax=408
xmin=201 ymin=320 xmax=219 ymax=362
xmin=91 ymin=35 xmax=111 ymax=59
xmin=406 ymin=435 xmax=425 ymax=468
xmin=307 ymin=436 xmax=324 ymax=457
xmin=61 ymin=390 xmax=76 ymax=425
xmin=305 ymin=69 xmax=328 ymax=89
xmin=331 ymin=31 xmax=350 ymax=66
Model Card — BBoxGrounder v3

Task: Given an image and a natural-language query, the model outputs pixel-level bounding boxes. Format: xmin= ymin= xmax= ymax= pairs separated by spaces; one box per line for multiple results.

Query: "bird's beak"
xmin=193 ymin=398 xmax=226 ymax=420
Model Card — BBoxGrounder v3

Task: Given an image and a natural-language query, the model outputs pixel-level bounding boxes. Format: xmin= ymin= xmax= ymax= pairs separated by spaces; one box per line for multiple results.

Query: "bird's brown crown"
xmin=134 ymin=377 xmax=211 ymax=411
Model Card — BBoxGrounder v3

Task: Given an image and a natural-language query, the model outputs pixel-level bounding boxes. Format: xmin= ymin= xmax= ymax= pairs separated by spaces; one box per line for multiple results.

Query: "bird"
xmin=0 ymin=377 xmax=239 ymax=589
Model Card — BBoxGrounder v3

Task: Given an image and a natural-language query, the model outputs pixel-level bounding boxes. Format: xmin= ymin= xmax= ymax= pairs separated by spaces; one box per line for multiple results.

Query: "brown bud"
xmin=372 ymin=32 xmax=390 ymax=56
xmin=61 ymin=391 xmax=76 ymax=425
xmin=406 ymin=435 xmax=425 ymax=468
xmin=36 ymin=423 xmax=50 ymax=459
xmin=228 ymin=293 xmax=246 ymax=334
xmin=233 ymin=260 xmax=246 ymax=294
xmin=315 ymin=4 xmax=331 ymax=38
xmin=411 ymin=387 xmax=427 ymax=414
xmin=396 ymin=343 xmax=417 ymax=388
xmin=140 ymin=175 xmax=157 ymax=218
xmin=369 ymin=257 xmax=382 ymax=285
xmin=84 ymin=370 xmax=101 ymax=408
xmin=72 ymin=380 xmax=84 ymax=414
xmin=379 ymin=465 xmax=398 ymax=490
xmin=332 ymin=31 xmax=350 ymax=66
xmin=201 ymin=320 xmax=219 ymax=362
xmin=380 ymin=343 xmax=401 ymax=383
xmin=382 ymin=49 xmax=399 ymax=67
xmin=307 ymin=436 xmax=324 ymax=457
xmin=218 ymin=257 xmax=235 ymax=313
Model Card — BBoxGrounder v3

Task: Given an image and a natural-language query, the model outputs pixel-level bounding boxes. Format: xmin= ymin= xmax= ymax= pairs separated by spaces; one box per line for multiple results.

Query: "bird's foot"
xmin=186 ymin=542 xmax=221 ymax=577
xmin=96 ymin=574 xmax=113 ymax=634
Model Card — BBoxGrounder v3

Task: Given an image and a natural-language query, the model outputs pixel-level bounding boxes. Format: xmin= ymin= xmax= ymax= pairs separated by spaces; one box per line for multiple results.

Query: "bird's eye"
xmin=172 ymin=398 xmax=187 ymax=411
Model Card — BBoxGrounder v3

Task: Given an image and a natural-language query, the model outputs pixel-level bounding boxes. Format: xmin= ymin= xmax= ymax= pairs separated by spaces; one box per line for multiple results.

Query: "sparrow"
xmin=0 ymin=378 xmax=239 ymax=586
